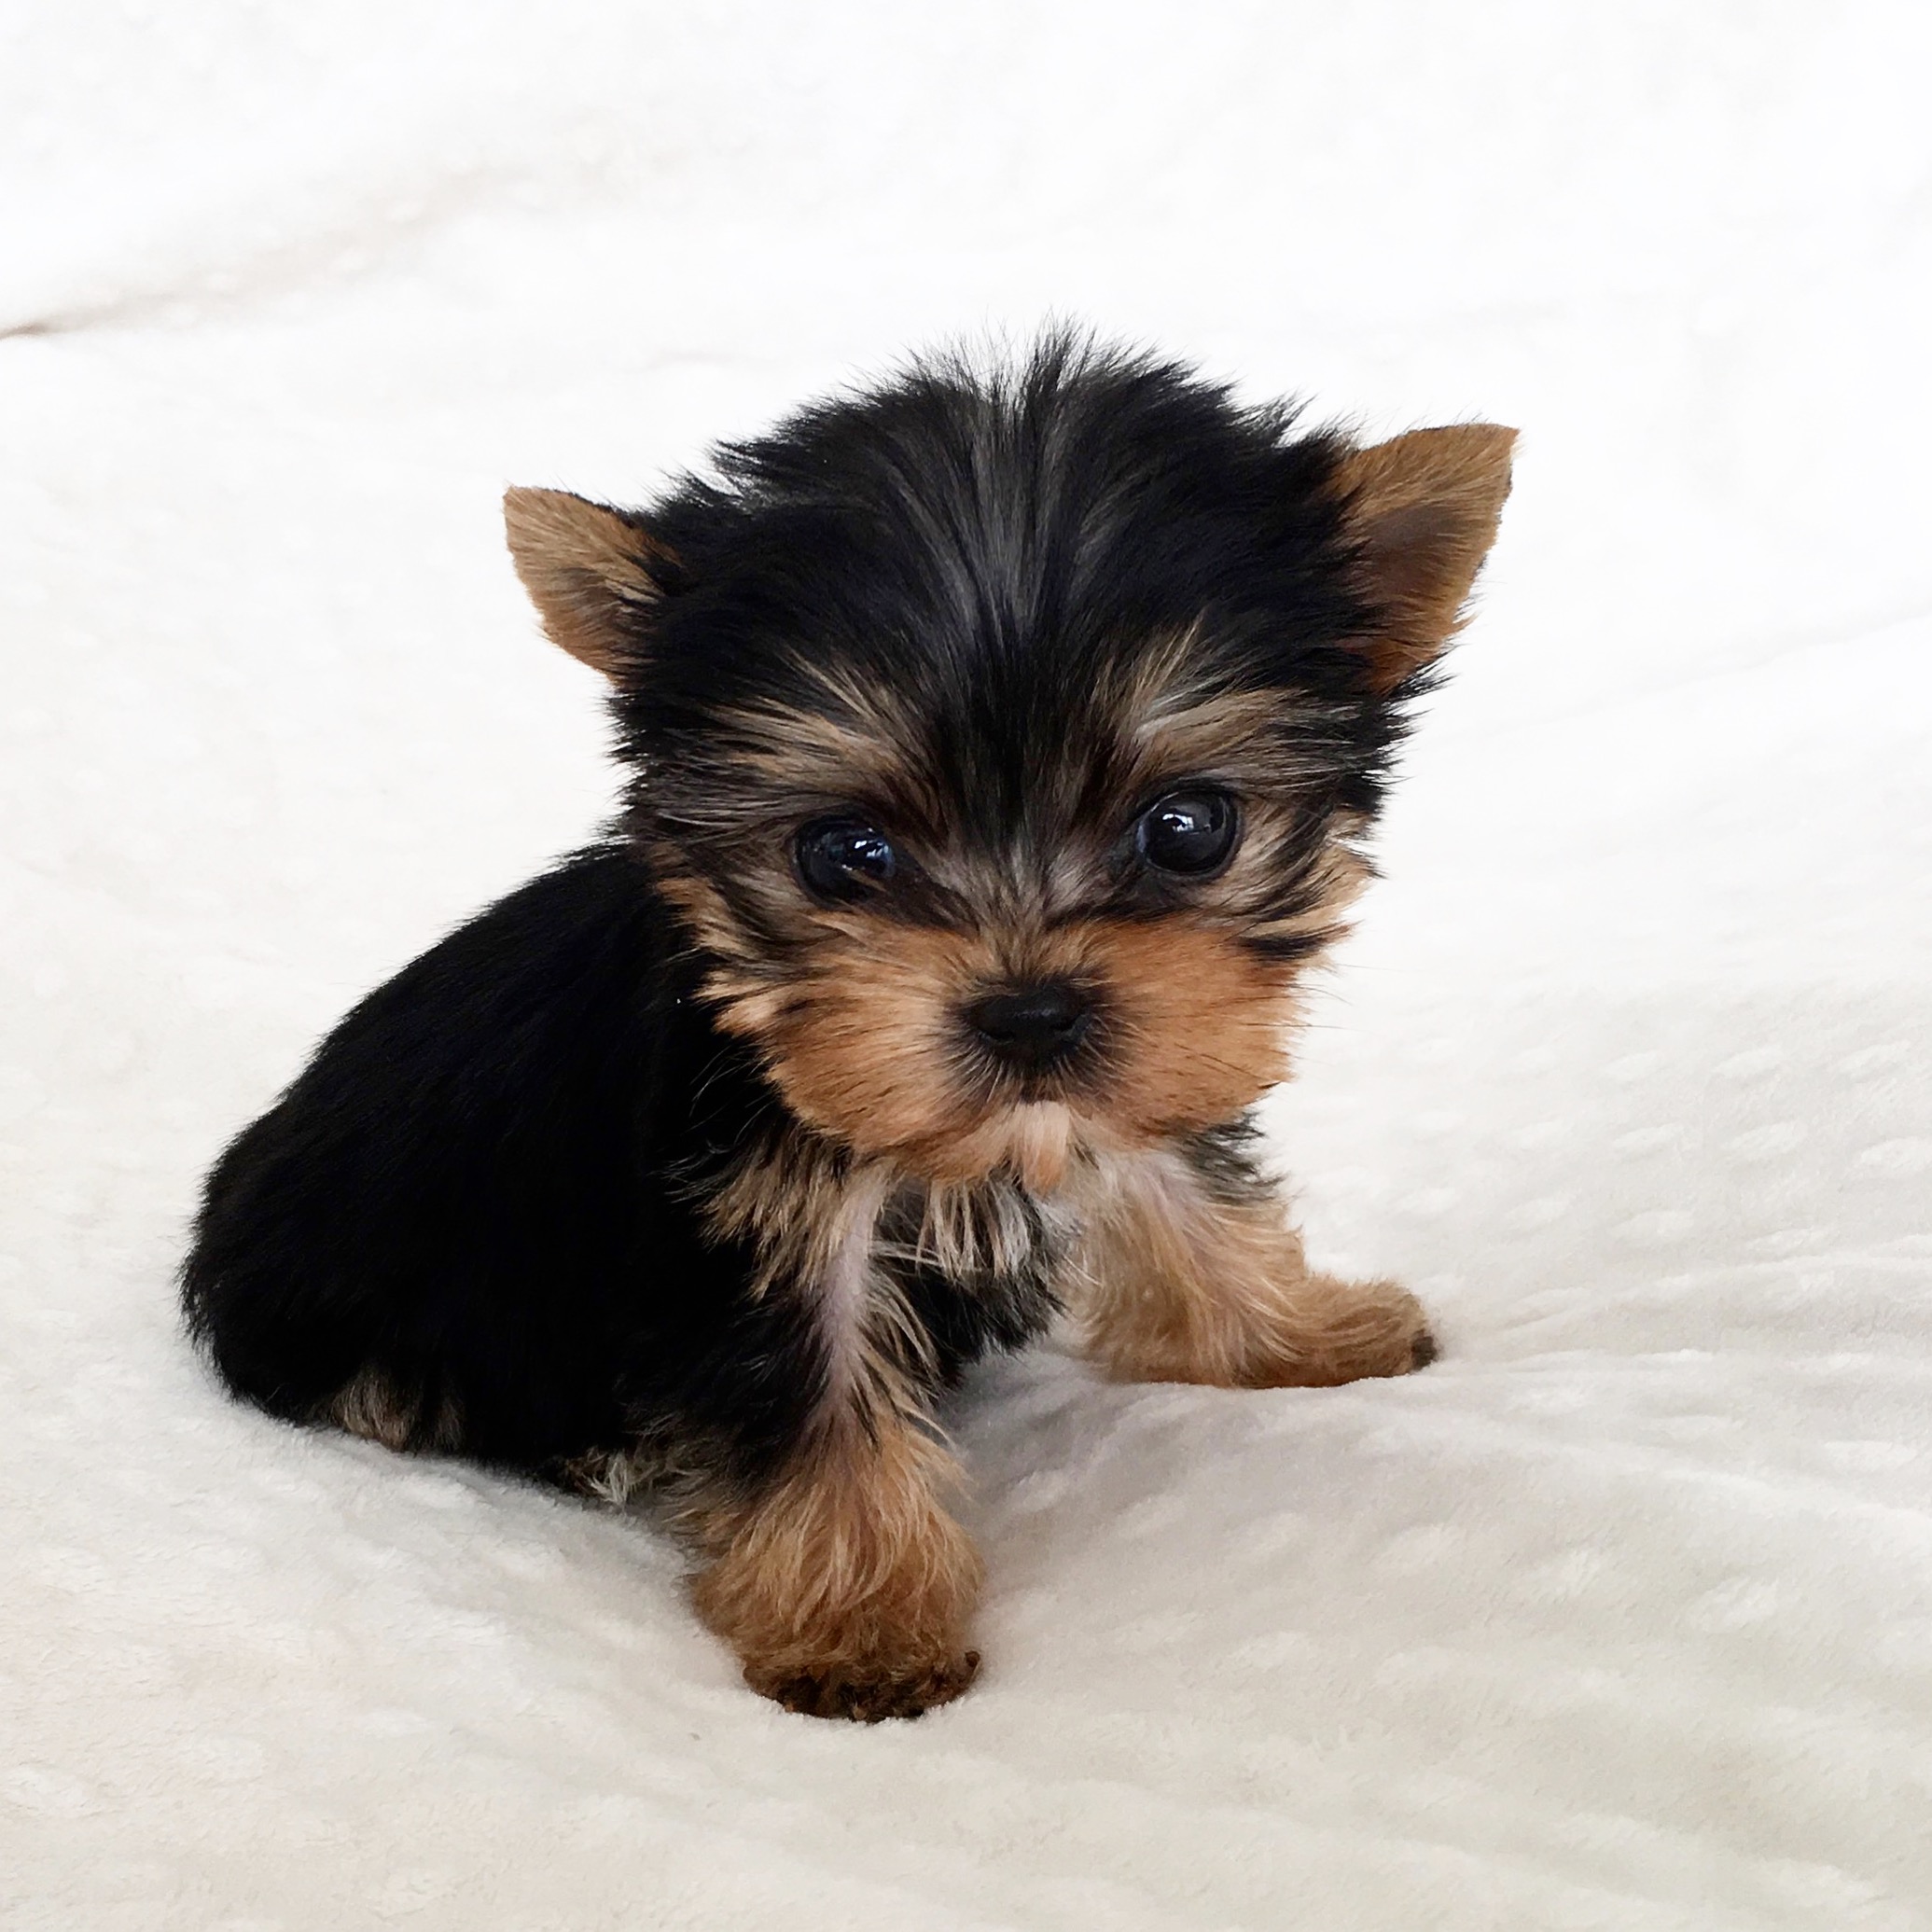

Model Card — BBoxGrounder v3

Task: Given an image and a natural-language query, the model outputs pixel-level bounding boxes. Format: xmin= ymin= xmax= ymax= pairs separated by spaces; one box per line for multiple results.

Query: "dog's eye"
xmin=795 ymin=819 xmax=897 ymax=901
xmin=1135 ymin=789 xmax=1239 ymax=875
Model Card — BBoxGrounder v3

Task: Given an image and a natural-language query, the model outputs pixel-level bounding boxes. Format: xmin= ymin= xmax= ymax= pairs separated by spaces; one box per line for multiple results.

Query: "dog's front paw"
xmin=749 ymin=1647 xmax=981 ymax=1722
xmin=1245 ymin=1274 xmax=1438 ymax=1388
xmin=689 ymin=1450 xmax=986 ymax=1722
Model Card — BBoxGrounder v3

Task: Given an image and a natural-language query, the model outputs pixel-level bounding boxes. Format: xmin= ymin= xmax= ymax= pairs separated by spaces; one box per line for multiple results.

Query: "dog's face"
xmin=506 ymin=341 xmax=1512 ymax=1189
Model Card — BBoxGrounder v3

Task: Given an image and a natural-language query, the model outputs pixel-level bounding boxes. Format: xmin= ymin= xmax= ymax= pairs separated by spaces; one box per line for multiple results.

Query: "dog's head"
xmin=506 ymin=337 xmax=1513 ymax=1189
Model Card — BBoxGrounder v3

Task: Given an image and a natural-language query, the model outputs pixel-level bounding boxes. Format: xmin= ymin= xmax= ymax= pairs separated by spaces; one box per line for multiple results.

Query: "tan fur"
xmin=327 ymin=1368 xmax=463 ymax=1452
xmin=1067 ymin=1147 xmax=1431 ymax=1387
xmin=713 ymin=920 xmax=978 ymax=1164
xmin=1242 ymin=828 xmax=1372 ymax=960
xmin=502 ymin=486 xmax=667 ymax=678
xmin=1335 ymin=424 xmax=1517 ymax=693
xmin=684 ymin=1408 xmax=982 ymax=1721
xmin=1132 ymin=688 xmax=1295 ymax=784
xmin=703 ymin=1125 xmax=879 ymax=1299
xmin=714 ymin=912 xmax=1303 ymax=1186
xmin=651 ymin=869 xmax=768 ymax=991
xmin=892 ymin=1171 xmax=1044 ymax=1281
xmin=560 ymin=1443 xmax=665 ymax=1508
xmin=1085 ymin=920 xmax=1295 ymax=1129
xmin=1125 ymin=674 xmax=1346 ymax=795
xmin=715 ymin=678 xmax=939 ymax=817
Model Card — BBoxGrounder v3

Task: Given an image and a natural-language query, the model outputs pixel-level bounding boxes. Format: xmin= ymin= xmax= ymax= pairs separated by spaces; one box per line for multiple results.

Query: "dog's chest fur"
xmin=704 ymin=1123 xmax=1072 ymax=1389
xmin=703 ymin=1119 xmax=1252 ymax=1418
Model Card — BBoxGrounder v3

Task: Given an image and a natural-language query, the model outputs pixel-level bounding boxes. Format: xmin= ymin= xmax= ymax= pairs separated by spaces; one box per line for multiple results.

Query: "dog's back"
xmin=181 ymin=848 xmax=800 ymax=1475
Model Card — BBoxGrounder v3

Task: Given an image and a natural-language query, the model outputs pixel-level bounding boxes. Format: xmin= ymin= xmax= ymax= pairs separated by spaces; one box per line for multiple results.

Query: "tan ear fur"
xmin=503 ymin=485 xmax=665 ymax=679
xmin=1334 ymin=424 xmax=1517 ymax=694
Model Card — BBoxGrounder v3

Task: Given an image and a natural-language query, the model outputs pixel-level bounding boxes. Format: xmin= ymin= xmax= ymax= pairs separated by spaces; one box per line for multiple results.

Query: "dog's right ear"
xmin=503 ymin=486 xmax=674 ymax=680
xmin=1330 ymin=424 xmax=1516 ymax=695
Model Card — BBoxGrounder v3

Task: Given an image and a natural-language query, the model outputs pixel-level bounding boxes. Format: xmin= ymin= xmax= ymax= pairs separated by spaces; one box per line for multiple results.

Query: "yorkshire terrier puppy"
xmin=184 ymin=335 xmax=1513 ymax=1720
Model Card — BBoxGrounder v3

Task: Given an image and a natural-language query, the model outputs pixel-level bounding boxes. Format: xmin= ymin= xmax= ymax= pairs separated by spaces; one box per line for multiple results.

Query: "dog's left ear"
xmin=1332 ymin=424 xmax=1517 ymax=694
xmin=503 ymin=486 xmax=674 ymax=680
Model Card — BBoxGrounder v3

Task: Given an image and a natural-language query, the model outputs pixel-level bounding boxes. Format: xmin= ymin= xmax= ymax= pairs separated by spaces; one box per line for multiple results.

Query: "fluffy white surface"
xmin=5 ymin=6 xmax=1931 ymax=1925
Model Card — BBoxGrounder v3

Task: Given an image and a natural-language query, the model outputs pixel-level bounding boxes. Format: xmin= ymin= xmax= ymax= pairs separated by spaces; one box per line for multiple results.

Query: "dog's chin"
xmin=894 ymin=1100 xmax=1077 ymax=1195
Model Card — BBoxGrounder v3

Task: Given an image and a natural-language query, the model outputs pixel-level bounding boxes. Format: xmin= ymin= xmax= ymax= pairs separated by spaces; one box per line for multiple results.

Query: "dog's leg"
xmin=684 ymin=1151 xmax=982 ymax=1719
xmin=684 ymin=1401 xmax=982 ymax=1720
xmin=1071 ymin=1136 xmax=1433 ymax=1389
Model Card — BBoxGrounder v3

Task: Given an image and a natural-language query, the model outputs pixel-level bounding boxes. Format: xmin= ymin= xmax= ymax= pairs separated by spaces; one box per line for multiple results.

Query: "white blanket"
xmin=5 ymin=6 xmax=1929 ymax=1925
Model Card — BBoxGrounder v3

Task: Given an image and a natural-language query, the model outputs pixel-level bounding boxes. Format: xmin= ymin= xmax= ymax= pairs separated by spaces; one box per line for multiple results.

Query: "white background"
xmin=4 ymin=5 xmax=1930 ymax=1926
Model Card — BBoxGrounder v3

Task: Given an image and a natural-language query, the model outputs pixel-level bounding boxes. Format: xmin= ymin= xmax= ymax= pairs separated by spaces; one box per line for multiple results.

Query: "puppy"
xmin=183 ymin=335 xmax=1513 ymax=1720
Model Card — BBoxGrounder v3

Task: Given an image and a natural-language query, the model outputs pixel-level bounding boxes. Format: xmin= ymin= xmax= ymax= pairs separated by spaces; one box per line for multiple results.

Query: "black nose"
xmin=966 ymin=982 xmax=1091 ymax=1068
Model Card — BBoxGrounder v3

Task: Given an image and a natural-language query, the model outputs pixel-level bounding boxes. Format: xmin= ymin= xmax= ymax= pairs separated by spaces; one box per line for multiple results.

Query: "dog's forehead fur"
xmin=629 ymin=341 xmax=1391 ymax=849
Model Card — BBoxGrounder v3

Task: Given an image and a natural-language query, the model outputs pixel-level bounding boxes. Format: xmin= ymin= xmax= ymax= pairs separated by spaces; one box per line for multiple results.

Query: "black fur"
xmin=617 ymin=336 xmax=1400 ymax=926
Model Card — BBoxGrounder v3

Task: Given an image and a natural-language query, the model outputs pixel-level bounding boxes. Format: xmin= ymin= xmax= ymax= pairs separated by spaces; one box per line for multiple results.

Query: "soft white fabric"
xmin=5 ymin=6 xmax=1930 ymax=1925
